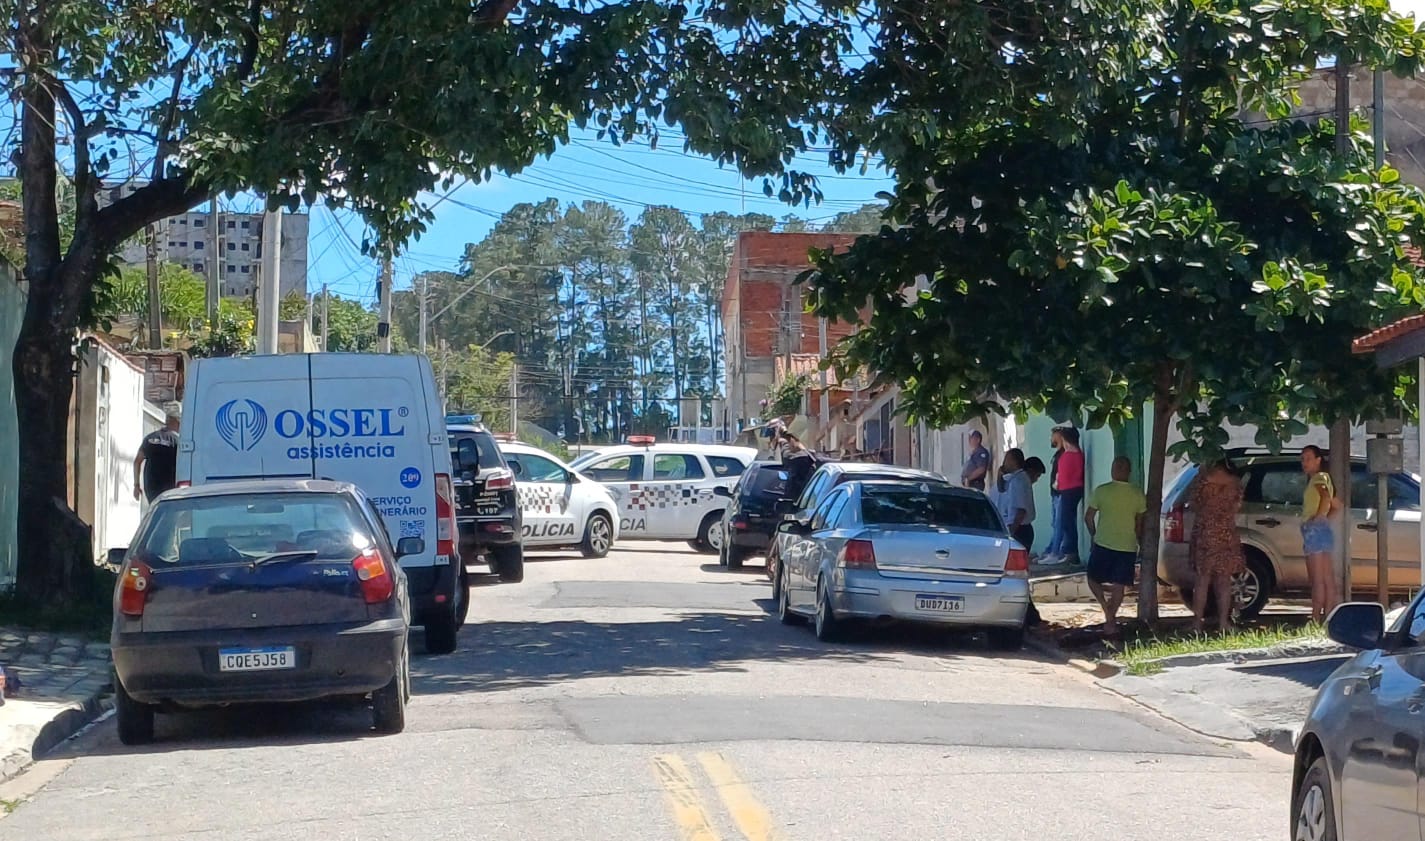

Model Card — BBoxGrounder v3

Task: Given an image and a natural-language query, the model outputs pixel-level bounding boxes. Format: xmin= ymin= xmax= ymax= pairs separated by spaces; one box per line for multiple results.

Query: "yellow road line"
xmin=651 ymin=754 xmax=723 ymax=841
xmin=696 ymin=752 xmax=782 ymax=841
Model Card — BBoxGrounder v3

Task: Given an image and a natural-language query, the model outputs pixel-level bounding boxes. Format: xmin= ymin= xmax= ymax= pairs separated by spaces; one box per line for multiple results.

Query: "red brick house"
xmin=721 ymin=231 xmax=859 ymax=431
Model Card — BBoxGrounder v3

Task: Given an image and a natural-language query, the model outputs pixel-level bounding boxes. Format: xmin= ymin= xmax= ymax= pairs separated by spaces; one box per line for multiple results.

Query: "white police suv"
xmin=499 ymin=441 xmax=621 ymax=557
xmin=568 ymin=437 xmax=757 ymax=553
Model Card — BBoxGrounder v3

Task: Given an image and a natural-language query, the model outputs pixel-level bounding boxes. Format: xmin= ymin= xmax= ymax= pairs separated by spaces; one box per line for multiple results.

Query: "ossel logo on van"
xmin=214 ymin=400 xmax=410 ymax=461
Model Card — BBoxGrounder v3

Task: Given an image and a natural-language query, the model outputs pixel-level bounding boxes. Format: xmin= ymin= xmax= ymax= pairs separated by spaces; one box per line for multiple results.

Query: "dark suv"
xmin=717 ymin=461 xmax=791 ymax=569
xmin=448 ymin=419 xmax=524 ymax=585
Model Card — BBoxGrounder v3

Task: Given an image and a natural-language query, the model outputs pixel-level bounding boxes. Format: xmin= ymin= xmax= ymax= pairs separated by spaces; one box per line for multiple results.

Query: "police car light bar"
xmin=626 ymin=435 xmax=657 ymax=446
xmin=446 ymin=413 xmax=482 ymax=425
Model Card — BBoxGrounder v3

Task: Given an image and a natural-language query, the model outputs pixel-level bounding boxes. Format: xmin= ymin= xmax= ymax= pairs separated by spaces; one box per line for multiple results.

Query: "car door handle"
xmin=1357 ymin=523 xmax=1379 ymax=532
xmin=1254 ymin=518 xmax=1281 ymax=527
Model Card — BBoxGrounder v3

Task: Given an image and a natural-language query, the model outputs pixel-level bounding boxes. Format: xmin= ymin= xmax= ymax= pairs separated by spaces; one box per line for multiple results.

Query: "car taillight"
xmin=1006 ymin=547 xmax=1030 ymax=576
xmin=118 ymin=560 xmax=152 ymax=617
xmin=352 ymin=547 xmax=395 ymax=604
xmin=1164 ymin=504 xmax=1185 ymax=544
xmin=484 ymin=469 xmax=514 ymax=491
xmin=435 ymin=473 xmax=457 ymax=559
xmin=176 ymin=480 xmax=191 ymax=488
xmin=840 ymin=539 xmax=877 ymax=570
xmin=731 ymin=515 xmax=748 ymax=530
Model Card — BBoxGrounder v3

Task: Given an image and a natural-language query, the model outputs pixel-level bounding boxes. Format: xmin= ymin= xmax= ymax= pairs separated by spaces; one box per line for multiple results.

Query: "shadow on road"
xmin=698 ymin=563 xmax=770 ymax=575
xmin=1230 ymin=654 xmax=1352 ymax=690
xmin=411 ymin=609 xmax=1044 ymax=696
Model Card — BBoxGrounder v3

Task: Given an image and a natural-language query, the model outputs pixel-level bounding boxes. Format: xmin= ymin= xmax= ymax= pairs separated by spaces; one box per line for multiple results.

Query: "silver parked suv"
xmin=1157 ymin=448 xmax=1421 ymax=617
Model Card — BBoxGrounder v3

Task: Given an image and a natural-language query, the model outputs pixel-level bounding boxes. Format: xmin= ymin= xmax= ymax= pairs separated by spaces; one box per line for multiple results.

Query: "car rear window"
xmin=748 ymin=467 xmax=789 ymax=496
xmin=134 ymin=493 xmax=372 ymax=565
xmin=861 ymin=488 xmax=1004 ymax=532
xmin=451 ymin=431 xmax=505 ymax=472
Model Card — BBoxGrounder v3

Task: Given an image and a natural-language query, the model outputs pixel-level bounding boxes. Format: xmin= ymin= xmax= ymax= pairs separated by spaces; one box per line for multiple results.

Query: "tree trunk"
xmin=1139 ymin=385 xmax=1176 ymax=625
xmin=12 ymin=317 xmax=93 ymax=605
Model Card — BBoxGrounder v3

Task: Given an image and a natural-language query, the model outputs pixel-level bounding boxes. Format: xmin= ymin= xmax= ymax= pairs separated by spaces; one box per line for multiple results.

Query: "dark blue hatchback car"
xmin=109 ymin=480 xmax=414 ymax=744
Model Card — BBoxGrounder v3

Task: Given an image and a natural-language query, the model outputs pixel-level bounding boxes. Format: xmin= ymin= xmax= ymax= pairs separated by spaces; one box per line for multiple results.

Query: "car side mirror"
xmin=713 ymin=486 xmax=732 ymax=498
xmin=507 ymin=460 xmax=523 ymax=477
xmin=565 ymin=471 xmax=576 ymax=485
xmin=105 ymin=547 xmax=127 ymax=570
xmin=1326 ymin=602 xmax=1386 ymax=650
xmin=395 ymin=537 xmax=425 ymax=558
xmin=779 ymin=519 xmax=812 ymax=536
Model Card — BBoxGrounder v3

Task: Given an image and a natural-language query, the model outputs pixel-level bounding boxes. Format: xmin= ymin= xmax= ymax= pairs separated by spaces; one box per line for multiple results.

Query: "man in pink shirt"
xmin=1044 ymin=426 xmax=1085 ymax=565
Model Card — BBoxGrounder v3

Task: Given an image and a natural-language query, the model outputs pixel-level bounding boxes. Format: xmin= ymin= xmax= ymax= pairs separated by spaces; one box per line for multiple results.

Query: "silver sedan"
xmin=774 ymin=479 xmax=1031 ymax=649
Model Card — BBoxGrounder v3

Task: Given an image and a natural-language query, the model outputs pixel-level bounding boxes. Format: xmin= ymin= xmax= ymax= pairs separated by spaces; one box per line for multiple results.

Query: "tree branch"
xmin=17 ymin=16 xmax=61 ymax=296
xmin=152 ymin=43 xmax=200 ymax=182
xmin=235 ymin=0 xmax=264 ymax=82
xmin=48 ymin=76 xmax=97 ymax=234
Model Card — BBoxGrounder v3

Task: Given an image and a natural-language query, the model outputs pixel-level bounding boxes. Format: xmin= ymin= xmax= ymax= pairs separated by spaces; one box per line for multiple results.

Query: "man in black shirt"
xmin=134 ymin=402 xmax=182 ymax=503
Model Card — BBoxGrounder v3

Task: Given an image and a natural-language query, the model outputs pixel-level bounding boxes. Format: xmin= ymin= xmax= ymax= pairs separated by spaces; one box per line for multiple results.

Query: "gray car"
xmin=109 ymin=480 xmax=415 ymax=745
xmin=1293 ymin=599 xmax=1425 ymax=841
xmin=774 ymin=479 xmax=1031 ymax=649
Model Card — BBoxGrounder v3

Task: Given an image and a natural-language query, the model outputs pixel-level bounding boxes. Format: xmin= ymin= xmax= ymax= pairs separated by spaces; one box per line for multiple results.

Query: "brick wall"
xmin=723 ymin=232 xmax=862 ymax=425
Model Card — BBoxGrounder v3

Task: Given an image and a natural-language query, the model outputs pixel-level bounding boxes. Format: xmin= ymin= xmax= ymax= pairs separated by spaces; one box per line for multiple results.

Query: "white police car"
xmin=568 ymin=437 xmax=758 ymax=553
xmin=501 ymin=441 xmax=621 ymax=557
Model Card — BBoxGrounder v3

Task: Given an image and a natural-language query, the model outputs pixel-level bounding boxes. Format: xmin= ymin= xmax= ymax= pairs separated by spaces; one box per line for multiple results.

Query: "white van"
xmin=176 ymin=353 xmax=464 ymax=654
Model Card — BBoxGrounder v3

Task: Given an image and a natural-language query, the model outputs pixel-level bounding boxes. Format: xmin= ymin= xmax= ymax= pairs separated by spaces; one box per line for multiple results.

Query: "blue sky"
xmin=294 ymin=128 xmax=896 ymax=305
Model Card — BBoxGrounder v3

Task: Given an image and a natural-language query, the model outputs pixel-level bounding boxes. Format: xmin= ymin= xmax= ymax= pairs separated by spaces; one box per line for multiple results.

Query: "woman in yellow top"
xmin=1300 ymin=445 xmax=1339 ymax=623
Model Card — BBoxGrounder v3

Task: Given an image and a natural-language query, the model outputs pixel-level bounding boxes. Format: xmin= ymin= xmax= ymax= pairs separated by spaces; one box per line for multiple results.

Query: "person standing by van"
xmin=1301 ymin=445 xmax=1341 ymax=623
xmin=133 ymin=402 xmax=181 ymax=503
xmin=1046 ymin=426 xmax=1085 ymax=565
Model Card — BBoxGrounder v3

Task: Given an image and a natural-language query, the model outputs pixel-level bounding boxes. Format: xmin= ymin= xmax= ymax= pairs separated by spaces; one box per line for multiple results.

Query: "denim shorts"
xmin=1301 ymin=520 xmax=1334 ymax=555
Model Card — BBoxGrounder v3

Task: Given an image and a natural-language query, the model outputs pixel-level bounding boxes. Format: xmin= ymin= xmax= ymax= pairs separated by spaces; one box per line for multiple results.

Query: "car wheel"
xmin=1293 ymin=756 xmax=1336 ymax=841
xmin=424 ymin=602 xmax=459 ymax=655
xmin=494 ymin=544 xmax=525 ymax=583
xmin=771 ymin=556 xmax=783 ymax=602
xmin=717 ymin=535 xmax=730 ymax=568
xmin=371 ymin=656 xmax=408 ymax=735
xmin=726 ymin=545 xmax=746 ymax=571
xmin=580 ymin=513 xmax=613 ymax=559
xmin=1233 ymin=550 xmax=1273 ymax=619
xmin=455 ymin=568 xmax=471 ymax=628
xmin=765 ymin=545 xmax=779 ymax=582
xmin=778 ymin=568 xmax=803 ymax=625
xmin=986 ymin=624 xmax=1026 ymax=651
xmin=814 ymin=578 xmax=842 ymax=642
xmin=695 ymin=514 xmax=724 ymax=555
xmin=114 ymin=672 xmax=155 ymax=746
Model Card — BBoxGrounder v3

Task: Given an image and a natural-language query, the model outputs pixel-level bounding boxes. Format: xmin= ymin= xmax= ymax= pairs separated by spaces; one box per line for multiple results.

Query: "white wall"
xmin=74 ymin=340 xmax=146 ymax=560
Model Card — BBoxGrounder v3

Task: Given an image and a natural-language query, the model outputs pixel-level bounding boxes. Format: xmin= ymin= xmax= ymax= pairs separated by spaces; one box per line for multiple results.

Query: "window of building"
xmin=227 ymin=265 xmax=237 ymax=274
xmin=240 ymin=265 xmax=250 ymax=274
xmin=227 ymin=242 xmax=236 ymax=250
xmin=194 ymin=240 xmax=204 ymax=250
xmin=194 ymin=218 xmax=205 ymax=228
xmin=240 ymin=220 xmax=250 ymax=229
xmin=227 ymin=220 xmax=236 ymax=230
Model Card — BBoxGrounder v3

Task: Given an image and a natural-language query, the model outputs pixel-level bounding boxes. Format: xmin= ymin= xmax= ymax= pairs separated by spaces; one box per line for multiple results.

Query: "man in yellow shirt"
xmin=1084 ymin=457 xmax=1147 ymax=638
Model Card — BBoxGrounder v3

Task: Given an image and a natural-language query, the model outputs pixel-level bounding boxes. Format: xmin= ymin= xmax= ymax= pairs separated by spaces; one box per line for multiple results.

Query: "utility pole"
xmin=145 ymin=224 xmax=161 ymax=349
xmin=320 ymin=284 xmax=330 ymax=351
xmin=1332 ymin=60 xmax=1354 ymax=603
xmin=205 ymin=198 xmax=220 ymax=331
xmin=418 ymin=274 xmax=429 ymax=353
xmin=377 ymin=256 xmax=393 ymax=353
xmin=818 ymin=315 xmax=829 ymax=451
xmin=1374 ymin=70 xmax=1386 ymax=170
xmin=256 ymin=207 xmax=283 ymax=355
xmin=510 ymin=362 xmax=519 ymax=437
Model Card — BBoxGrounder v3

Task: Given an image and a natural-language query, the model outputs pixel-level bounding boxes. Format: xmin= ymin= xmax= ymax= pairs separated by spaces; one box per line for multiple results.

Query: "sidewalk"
xmin=0 ymin=628 xmax=112 ymax=783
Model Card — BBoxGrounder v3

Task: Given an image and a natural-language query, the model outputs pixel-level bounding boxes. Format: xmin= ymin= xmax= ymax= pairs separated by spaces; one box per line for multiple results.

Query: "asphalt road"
xmin=0 ymin=541 xmax=1291 ymax=840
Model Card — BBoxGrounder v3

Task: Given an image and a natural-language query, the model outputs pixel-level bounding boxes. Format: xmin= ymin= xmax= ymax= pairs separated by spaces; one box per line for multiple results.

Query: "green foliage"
xmin=190 ymin=298 xmax=255 ymax=358
xmin=317 ymin=295 xmax=382 ymax=353
xmin=394 ymin=201 xmax=771 ymax=440
xmin=280 ymin=292 xmax=308 ymax=321
xmin=98 ymin=262 xmax=208 ymax=343
xmin=442 ymin=345 xmax=517 ymax=431
xmin=766 ymin=373 xmax=812 ymax=417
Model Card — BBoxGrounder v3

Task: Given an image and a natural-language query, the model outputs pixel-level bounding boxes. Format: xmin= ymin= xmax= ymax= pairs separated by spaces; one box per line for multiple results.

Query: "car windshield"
xmin=133 ymin=493 xmax=372 ymax=565
xmin=451 ymin=431 xmax=505 ymax=472
xmin=860 ymin=487 xmax=1004 ymax=531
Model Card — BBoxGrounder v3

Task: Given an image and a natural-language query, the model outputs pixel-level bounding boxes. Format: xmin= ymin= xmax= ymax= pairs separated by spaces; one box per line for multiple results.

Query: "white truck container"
xmin=176 ymin=353 xmax=464 ymax=654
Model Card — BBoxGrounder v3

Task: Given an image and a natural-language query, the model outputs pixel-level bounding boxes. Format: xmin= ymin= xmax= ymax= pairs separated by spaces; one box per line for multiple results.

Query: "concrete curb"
xmin=1023 ymin=632 xmax=1123 ymax=679
xmin=0 ymin=689 xmax=112 ymax=786
xmin=1132 ymin=639 xmax=1346 ymax=672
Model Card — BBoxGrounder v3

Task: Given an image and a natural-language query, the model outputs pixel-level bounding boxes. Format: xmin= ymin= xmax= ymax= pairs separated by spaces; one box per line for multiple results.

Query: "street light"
xmin=418 ymin=263 xmax=555 ymax=352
